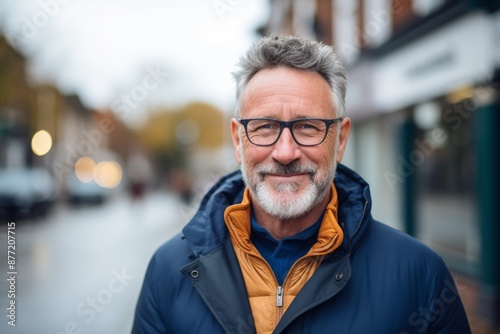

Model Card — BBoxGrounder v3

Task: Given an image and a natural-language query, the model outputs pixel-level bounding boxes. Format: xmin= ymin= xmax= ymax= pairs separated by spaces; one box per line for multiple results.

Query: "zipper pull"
xmin=277 ymin=286 xmax=283 ymax=307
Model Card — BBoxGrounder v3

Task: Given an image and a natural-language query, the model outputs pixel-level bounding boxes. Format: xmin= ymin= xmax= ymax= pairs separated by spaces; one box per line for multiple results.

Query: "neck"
xmin=251 ymin=192 xmax=330 ymax=241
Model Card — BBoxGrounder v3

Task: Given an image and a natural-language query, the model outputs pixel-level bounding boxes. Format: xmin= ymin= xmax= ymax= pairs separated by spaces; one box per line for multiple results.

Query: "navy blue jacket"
xmin=132 ymin=164 xmax=471 ymax=333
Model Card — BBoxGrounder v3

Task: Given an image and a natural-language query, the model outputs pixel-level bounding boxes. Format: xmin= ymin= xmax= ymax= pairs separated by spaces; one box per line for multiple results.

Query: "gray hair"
xmin=232 ymin=35 xmax=347 ymax=118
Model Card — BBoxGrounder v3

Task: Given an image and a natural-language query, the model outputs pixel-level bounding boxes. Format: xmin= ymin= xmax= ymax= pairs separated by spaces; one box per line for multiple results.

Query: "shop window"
xmin=414 ymin=98 xmax=479 ymax=271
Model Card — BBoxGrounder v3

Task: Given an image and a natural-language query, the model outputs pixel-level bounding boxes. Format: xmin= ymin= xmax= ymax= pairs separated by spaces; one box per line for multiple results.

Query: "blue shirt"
xmin=250 ymin=212 xmax=324 ymax=285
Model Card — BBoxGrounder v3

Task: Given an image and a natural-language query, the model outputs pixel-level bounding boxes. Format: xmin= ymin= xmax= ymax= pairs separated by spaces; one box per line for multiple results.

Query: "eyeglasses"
xmin=238 ymin=117 xmax=343 ymax=147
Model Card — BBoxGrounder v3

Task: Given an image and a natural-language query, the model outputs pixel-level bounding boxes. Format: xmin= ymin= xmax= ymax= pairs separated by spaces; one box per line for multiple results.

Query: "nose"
xmin=270 ymin=128 xmax=302 ymax=164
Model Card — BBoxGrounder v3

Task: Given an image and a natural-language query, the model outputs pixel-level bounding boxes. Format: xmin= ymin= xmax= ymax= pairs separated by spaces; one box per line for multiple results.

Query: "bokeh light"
xmin=94 ymin=161 xmax=122 ymax=189
xmin=75 ymin=157 xmax=96 ymax=183
xmin=31 ymin=130 xmax=53 ymax=156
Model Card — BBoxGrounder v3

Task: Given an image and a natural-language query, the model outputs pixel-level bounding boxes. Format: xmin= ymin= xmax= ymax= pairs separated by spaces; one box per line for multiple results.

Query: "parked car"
xmin=66 ymin=174 xmax=110 ymax=205
xmin=0 ymin=167 xmax=58 ymax=220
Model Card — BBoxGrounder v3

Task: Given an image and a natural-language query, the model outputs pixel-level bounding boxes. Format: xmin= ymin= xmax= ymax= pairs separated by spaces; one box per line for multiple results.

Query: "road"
xmin=0 ymin=190 xmax=194 ymax=334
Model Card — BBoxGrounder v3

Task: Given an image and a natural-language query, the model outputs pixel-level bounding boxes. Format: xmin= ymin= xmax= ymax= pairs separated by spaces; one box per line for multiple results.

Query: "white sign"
xmin=372 ymin=12 xmax=495 ymax=113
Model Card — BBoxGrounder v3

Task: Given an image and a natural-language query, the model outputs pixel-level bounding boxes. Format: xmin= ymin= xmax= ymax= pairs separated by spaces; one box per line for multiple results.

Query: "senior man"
xmin=132 ymin=35 xmax=471 ymax=334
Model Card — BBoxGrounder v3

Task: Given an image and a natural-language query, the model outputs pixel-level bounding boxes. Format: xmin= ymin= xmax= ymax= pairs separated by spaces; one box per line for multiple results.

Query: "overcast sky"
xmin=0 ymin=0 xmax=269 ymax=127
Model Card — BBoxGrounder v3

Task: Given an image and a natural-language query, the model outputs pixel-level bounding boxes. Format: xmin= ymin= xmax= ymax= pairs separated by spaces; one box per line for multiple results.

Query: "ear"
xmin=230 ymin=118 xmax=242 ymax=164
xmin=336 ymin=117 xmax=351 ymax=163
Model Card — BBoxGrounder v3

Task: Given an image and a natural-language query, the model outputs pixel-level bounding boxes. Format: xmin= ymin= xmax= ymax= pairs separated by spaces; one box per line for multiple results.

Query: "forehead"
xmin=241 ymin=67 xmax=335 ymax=119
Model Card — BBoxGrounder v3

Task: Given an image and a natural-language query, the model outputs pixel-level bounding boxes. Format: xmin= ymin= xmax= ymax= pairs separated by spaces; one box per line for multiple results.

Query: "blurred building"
xmin=0 ymin=34 xmax=135 ymax=209
xmin=261 ymin=0 xmax=500 ymax=326
xmin=0 ymin=36 xmax=63 ymax=218
xmin=0 ymin=35 xmax=64 ymax=169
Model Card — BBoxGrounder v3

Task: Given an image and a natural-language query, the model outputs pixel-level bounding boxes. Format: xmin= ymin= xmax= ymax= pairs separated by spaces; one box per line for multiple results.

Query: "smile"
xmin=264 ymin=173 xmax=310 ymax=182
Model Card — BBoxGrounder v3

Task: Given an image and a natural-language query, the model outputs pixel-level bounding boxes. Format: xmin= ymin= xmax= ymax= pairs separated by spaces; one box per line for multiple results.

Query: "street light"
xmin=94 ymin=161 xmax=122 ymax=189
xmin=31 ymin=130 xmax=53 ymax=156
xmin=75 ymin=157 xmax=96 ymax=183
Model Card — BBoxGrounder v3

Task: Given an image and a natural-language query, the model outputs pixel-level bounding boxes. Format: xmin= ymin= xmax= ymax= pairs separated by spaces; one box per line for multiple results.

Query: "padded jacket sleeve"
xmin=417 ymin=257 xmax=471 ymax=334
xmin=132 ymin=255 xmax=167 ymax=334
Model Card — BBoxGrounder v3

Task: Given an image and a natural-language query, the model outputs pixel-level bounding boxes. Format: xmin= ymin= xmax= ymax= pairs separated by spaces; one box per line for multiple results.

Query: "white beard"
xmin=239 ymin=144 xmax=338 ymax=220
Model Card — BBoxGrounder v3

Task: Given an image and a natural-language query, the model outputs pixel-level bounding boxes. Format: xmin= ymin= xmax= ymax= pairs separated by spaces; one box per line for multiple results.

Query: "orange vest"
xmin=224 ymin=185 xmax=344 ymax=334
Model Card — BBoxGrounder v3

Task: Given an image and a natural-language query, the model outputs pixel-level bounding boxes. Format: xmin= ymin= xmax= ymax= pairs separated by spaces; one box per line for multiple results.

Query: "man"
xmin=132 ymin=35 xmax=471 ymax=333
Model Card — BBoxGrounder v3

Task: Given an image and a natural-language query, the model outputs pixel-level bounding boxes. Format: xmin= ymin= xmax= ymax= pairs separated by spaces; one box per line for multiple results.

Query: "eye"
xmin=257 ymin=123 xmax=274 ymax=130
xmin=302 ymin=123 xmax=318 ymax=130
xmin=248 ymin=120 xmax=279 ymax=132
xmin=294 ymin=120 xmax=323 ymax=132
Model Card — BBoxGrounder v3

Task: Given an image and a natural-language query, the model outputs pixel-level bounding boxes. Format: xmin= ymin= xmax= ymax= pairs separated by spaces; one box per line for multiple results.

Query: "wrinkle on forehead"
xmin=240 ymin=67 xmax=335 ymax=119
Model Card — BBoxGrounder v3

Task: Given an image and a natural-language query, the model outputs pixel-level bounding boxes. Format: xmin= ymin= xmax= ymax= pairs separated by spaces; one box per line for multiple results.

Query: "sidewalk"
xmin=455 ymin=272 xmax=500 ymax=334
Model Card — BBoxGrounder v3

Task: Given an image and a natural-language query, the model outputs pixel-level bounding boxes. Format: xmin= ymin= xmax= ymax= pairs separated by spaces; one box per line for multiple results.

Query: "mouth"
xmin=258 ymin=162 xmax=316 ymax=181
xmin=264 ymin=172 xmax=310 ymax=182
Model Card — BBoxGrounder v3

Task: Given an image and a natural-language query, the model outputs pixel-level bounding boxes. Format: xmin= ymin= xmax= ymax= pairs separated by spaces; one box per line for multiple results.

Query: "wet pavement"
xmin=454 ymin=272 xmax=500 ymax=334
xmin=0 ymin=191 xmax=190 ymax=334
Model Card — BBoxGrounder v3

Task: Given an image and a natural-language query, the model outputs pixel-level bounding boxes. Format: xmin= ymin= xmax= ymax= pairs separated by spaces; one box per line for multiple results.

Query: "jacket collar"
xmin=182 ymin=170 xmax=245 ymax=257
xmin=182 ymin=164 xmax=372 ymax=258
xmin=334 ymin=164 xmax=372 ymax=255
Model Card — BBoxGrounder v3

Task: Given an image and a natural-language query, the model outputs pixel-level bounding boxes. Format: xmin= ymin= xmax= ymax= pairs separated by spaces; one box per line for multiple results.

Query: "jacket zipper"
xmin=277 ymin=285 xmax=284 ymax=322
xmin=253 ymin=256 xmax=284 ymax=323
xmin=254 ymin=248 xmax=323 ymax=326
xmin=275 ymin=255 xmax=310 ymax=322
xmin=277 ymin=286 xmax=283 ymax=307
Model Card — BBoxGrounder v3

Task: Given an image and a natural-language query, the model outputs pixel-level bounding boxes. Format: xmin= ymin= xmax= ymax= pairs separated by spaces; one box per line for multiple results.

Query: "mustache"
xmin=256 ymin=161 xmax=316 ymax=176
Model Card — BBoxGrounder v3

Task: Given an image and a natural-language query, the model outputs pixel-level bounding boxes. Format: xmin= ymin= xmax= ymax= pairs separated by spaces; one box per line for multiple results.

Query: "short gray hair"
xmin=232 ymin=35 xmax=347 ymax=118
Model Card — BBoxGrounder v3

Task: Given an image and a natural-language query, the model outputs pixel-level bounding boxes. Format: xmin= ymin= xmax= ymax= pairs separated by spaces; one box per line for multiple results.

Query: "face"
xmin=231 ymin=67 xmax=351 ymax=220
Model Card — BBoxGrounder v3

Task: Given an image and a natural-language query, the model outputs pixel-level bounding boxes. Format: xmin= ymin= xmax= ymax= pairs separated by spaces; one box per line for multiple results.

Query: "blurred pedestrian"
xmin=132 ymin=35 xmax=471 ymax=333
xmin=165 ymin=168 xmax=193 ymax=204
xmin=126 ymin=151 xmax=152 ymax=201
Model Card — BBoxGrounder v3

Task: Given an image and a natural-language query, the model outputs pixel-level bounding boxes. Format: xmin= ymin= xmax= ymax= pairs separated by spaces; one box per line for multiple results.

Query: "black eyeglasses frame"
xmin=237 ymin=117 xmax=344 ymax=147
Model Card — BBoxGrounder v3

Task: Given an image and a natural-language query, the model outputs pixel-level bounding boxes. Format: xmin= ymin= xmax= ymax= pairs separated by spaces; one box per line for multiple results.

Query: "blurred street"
xmin=0 ymin=191 xmax=190 ymax=334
